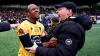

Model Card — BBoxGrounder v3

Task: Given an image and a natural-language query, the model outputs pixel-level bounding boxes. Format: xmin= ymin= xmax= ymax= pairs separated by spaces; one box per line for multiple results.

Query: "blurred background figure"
xmin=42 ymin=14 xmax=52 ymax=32
xmin=48 ymin=17 xmax=59 ymax=34
xmin=93 ymin=17 xmax=97 ymax=24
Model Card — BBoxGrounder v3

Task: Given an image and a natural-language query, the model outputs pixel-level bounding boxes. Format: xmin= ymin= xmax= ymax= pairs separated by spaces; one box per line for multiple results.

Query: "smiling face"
xmin=56 ymin=7 xmax=72 ymax=21
xmin=27 ymin=4 xmax=40 ymax=20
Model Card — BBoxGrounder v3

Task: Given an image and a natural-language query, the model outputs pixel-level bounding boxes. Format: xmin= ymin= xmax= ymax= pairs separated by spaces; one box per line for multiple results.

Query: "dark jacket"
xmin=0 ymin=22 xmax=11 ymax=32
xmin=35 ymin=14 xmax=92 ymax=56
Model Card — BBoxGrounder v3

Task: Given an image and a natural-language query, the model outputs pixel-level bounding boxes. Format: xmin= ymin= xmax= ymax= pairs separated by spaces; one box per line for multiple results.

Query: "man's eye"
xmin=58 ymin=8 xmax=61 ymax=10
xmin=32 ymin=8 xmax=35 ymax=10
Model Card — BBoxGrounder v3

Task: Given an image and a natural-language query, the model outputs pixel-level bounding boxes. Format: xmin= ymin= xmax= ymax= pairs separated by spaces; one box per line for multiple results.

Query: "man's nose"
xmin=35 ymin=9 xmax=39 ymax=12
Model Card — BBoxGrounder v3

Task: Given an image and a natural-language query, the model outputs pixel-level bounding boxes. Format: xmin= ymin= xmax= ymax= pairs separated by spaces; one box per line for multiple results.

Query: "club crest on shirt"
xmin=18 ymin=28 xmax=24 ymax=35
xmin=34 ymin=27 xmax=41 ymax=32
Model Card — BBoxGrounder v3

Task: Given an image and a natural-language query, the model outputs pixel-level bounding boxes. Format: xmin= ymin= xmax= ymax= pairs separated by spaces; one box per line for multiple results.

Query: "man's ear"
xmin=68 ymin=9 xmax=72 ymax=15
xmin=27 ymin=12 xmax=29 ymax=16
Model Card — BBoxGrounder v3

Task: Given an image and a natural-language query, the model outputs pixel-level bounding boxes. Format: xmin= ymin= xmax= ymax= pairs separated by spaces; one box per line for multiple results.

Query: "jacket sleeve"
xmin=35 ymin=24 xmax=83 ymax=56
xmin=43 ymin=21 xmax=48 ymax=27
xmin=0 ymin=22 xmax=10 ymax=32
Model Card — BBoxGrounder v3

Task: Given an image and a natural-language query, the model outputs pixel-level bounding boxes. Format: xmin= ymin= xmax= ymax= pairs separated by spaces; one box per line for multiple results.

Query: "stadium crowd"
xmin=0 ymin=8 xmax=27 ymax=23
xmin=77 ymin=8 xmax=100 ymax=15
xmin=0 ymin=5 xmax=100 ymax=24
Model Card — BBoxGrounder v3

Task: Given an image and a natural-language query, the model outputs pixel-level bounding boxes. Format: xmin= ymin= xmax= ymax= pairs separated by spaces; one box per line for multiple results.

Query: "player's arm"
xmin=17 ymin=24 xmax=33 ymax=47
xmin=10 ymin=24 xmax=19 ymax=29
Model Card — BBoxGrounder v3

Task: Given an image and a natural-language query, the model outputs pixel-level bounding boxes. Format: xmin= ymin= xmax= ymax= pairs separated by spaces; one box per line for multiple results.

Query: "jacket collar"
xmin=60 ymin=16 xmax=76 ymax=23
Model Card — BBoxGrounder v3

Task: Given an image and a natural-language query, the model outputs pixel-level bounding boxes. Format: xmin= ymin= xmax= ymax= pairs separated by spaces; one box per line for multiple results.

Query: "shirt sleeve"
xmin=17 ymin=23 xmax=28 ymax=36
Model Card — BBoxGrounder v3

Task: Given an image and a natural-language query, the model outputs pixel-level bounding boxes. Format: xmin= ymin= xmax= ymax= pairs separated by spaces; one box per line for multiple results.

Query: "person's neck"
xmin=65 ymin=14 xmax=73 ymax=20
xmin=28 ymin=18 xmax=37 ymax=24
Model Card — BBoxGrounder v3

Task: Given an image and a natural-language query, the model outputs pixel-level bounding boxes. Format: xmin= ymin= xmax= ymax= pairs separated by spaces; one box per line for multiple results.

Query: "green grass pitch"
xmin=0 ymin=24 xmax=100 ymax=56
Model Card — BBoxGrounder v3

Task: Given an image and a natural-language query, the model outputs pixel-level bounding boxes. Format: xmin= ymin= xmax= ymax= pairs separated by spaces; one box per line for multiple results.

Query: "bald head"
xmin=27 ymin=4 xmax=38 ymax=12
xmin=27 ymin=4 xmax=40 ymax=21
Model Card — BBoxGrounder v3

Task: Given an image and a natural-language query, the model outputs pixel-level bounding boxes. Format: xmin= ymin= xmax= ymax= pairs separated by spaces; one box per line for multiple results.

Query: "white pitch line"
xmin=92 ymin=27 xmax=100 ymax=28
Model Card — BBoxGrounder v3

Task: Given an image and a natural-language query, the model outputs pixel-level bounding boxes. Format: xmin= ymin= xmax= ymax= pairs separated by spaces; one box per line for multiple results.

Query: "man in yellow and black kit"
xmin=17 ymin=4 xmax=45 ymax=56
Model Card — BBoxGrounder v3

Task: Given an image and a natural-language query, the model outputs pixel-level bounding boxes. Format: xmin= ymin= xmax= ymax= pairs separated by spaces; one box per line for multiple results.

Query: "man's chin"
xmin=35 ymin=15 xmax=40 ymax=18
xmin=36 ymin=18 xmax=39 ymax=20
xmin=36 ymin=16 xmax=39 ymax=19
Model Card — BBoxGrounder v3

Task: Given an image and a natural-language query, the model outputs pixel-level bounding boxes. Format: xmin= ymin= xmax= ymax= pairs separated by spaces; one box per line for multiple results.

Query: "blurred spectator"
xmin=48 ymin=17 xmax=59 ymax=34
xmin=93 ymin=17 xmax=97 ymax=24
xmin=42 ymin=14 xmax=52 ymax=32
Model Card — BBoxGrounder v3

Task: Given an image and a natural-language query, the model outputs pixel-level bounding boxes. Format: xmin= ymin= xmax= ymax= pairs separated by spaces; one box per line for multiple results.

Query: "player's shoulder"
xmin=20 ymin=20 xmax=30 ymax=26
xmin=21 ymin=20 xmax=29 ymax=25
xmin=36 ymin=21 xmax=43 ymax=26
xmin=18 ymin=20 xmax=29 ymax=28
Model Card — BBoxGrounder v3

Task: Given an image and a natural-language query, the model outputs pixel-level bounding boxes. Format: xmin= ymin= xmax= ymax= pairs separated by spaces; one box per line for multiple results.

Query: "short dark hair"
xmin=45 ymin=14 xmax=49 ymax=16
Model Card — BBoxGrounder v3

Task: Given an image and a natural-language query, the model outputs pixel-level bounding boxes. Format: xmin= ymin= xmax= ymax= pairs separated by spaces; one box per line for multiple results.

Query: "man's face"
xmin=45 ymin=16 xmax=49 ymax=19
xmin=56 ymin=7 xmax=71 ymax=21
xmin=28 ymin=4 xmax=40 ymax=19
